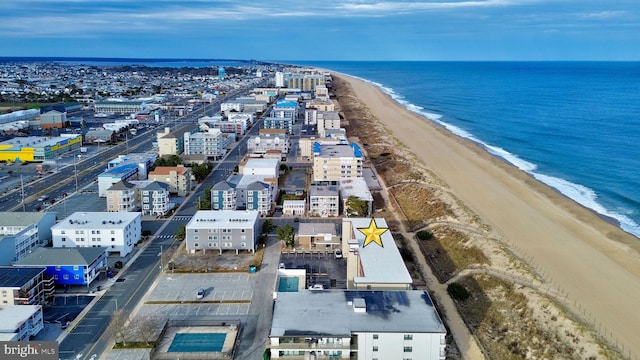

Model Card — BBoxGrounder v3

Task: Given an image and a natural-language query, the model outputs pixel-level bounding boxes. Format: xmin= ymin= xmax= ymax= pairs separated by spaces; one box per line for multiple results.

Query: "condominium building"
xmin=308 ymin=185 xmax=340 ymax=217
xmin=148 ymin=165 xmax=193 ymax=197
xmin=312 ymin=143 xmax=363 ymax=182
xmin=185 ymin=210 xmax=259 ymax=254
xmin=105 ymin=180 xmax=137 ymax=212
xmin=0 ymin=267 xmax=54 ymax=305
xmin=272 ymin=100 xmax=299 ymax=120
xmin=263 ymin=116 xmax=294 ymax=134
xmin=270 ymin=290 xmax=446 ymax=360
xmin=51 ymin=212 xmax=141 ymax=257
xmin=156 ymin=127 xmax=191 ymax=156
xmin=211 ymin=181 xmax=237 ymax=211
xmin=247 ymin=130 xmax=290 ymax=157
xmin=16 ymin=247 xmax=108 ymax=287
xmin=0 ymin=305 xmax=44 ymax=341
xmin=245 ymin=181 xmax=272 ymax=215
xmin=296 ymin=222 xmax=339 ymax=250
xmin=183 ymin=128 xmax=226 ymax=159
xmin=341 ymin=218 xmax=413 ymax=290
xmin=0 ymin=212 xmax=56 ymax=265
xmin=141 ymin=181 xmax=171 ymax=216
xmin=317 ymin=111 xmax=341 ymax=136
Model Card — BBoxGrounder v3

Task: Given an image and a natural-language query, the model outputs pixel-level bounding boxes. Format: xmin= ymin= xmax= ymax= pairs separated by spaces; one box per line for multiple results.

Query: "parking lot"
xmin=279 ymin=251 xmax=347 ymax=289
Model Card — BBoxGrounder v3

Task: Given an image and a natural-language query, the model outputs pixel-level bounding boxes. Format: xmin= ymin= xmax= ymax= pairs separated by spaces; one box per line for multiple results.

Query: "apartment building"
xmin=156 ymin=127 xmax=190 ymax=156
xmin=263 ymin=116 xmax=294 ymax=134
xmin=296 ymin=222 xmax=339 ymax=250
xmin=0 ymin=305 xmax=44 ymax=341
xmin=341 ymin=218 xmax=413 ymax=290
xmin=317 ymin=111 xmax=341 ymax=136
xmin=312 ymin=143 xmax=363 ymax=182
xmin=247 ymin=129 xmax=290 ymax=157
xmin=0 ymin=267 xmax=54 ymax=305
xmin=141 ymin=181 xmax=171 ymax=216
xmin=105 ymin=180 xmax=137 ymax=212
xmin=183 ymin=128 xmax=227 ymax=159
xmin=51 ymin=212 xmax=141 ymax=257
xmin=211 ymin=181 xmax=237 ymax=211
xmin=148 ymin=165 xmax=193 ymax=197
xmin=308 ymin=185 xmax=340 ymax=217
xmin=185 ymin=210 xmax=259 ymax=254
xmin=0 ymin=212 xmax=56 ymax=265
xmin=270 ymin=290 xmax=446 ymax=359
xmin=16 ymin=247 xmax=107 ymax=287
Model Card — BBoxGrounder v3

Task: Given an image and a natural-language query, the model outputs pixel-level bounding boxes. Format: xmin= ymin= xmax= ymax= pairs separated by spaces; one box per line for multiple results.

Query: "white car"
xmin=309 ymin=284 xmax=324 ymax=291
xmin=196 ymin=288 xmax=205 ymax=299
xmin=333 ymin=249 xmax=343 ymax=259
xmin=278 ymin=263 xmax=286 ymax=269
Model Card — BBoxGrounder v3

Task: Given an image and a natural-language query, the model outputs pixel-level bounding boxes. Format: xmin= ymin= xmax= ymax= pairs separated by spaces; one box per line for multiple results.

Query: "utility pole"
xmin=73 ymin=156 xmax=79 ymax=193
xmin=20 ymin=175 xmax=26 ymax=212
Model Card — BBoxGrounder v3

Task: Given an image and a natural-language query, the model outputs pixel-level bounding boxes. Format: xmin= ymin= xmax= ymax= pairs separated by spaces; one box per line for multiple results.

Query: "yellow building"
xmin=0 ymin=134 xmax=82 ymax=162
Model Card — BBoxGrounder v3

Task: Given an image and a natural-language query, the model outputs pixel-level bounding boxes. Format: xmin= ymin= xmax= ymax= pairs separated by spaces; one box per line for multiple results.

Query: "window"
xmin=61 ymin=237 xmax=66 ymax=242
xmin=74 ymin=274 xmax=80 ymax=280
xmin=63 ymin=274 xmax=69 ymax=280
xmin=404 ymin=335 xmax=413 ymax=340
xmin=73 ymin=266 xmax=79 ymax=270
xmin=55 ymin=266 xmax=61 ymax=271
xmin=403 ymin=346 xmax=412 ymax=353
xmin=54 ymin=275 xmax=58 ymax=280
xmin=372 ymin=346 xmax=378 ymax=352
xmin=194 ymin=243 xmax=199 ymax=247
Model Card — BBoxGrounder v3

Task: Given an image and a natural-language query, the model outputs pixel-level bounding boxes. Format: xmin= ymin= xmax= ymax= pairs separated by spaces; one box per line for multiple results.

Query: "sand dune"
xmin=337 ymin=73 xmax=640 ymax=358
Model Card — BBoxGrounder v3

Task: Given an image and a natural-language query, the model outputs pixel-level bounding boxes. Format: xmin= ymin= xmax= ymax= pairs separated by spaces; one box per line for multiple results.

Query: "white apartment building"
xmin=342 ymin=218 xmax=413 ymax=290
xmin=51 ymin=212 xmax=141 ymax=257
xmin=185 ymin=210 xmax=259 ymax=254
xmin=270 ymin=290 xmax=447 ymax=360
xmin=247 ymin=130 xmax=290 ymax=157
xmin=141 ymin=181 xmax=171 ymax=216
xmin=308 ymin=185 xmax=340 ymax=217
xmin=240 ymin=158 xmax=279 ymax=178
xmin=282 ymin=200 xmax=305 ymax=216
xmin=312 ymin=143 xmax=363 ymax=182
xmin=0 ymin=305 xmax=44 ymax=341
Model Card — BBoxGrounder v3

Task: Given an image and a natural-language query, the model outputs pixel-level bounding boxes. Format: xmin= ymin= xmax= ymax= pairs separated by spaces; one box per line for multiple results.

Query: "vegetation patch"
xmin=391 ymin=184 xmax=454 ymax=231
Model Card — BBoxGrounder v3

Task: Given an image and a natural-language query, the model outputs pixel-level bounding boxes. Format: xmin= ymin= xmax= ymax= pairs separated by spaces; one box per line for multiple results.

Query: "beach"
xmin=335 ymin=73 xmax=640 ymax=358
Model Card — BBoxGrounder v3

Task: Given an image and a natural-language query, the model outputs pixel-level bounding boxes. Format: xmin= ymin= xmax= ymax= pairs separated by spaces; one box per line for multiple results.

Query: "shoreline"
xmin=345 ymin=70 xmax=640 ymax=240
xmin=333 ymin=72 xmax=640 ymax=358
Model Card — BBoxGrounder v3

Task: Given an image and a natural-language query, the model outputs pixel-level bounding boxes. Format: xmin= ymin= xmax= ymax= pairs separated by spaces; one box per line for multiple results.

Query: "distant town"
xmin=0 ymin=61 xmax=447 ymax=360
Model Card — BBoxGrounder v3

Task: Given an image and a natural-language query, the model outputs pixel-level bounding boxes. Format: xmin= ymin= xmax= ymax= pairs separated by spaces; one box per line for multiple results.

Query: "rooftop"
xmin=149 ymin=165 xmax=189 ymax=176
xmin=0 ymin=267 xmax=46 ymax=288
xmin=0 ymin=134 xmax=81 ymax=150
xmin=16 ymin=247 xmax=107 ymax=266
xmin=0 ymin=212 xmax=54 ymax=227
xmin=298 ymin=223 xmax=337 ymax=236
xmin=53 ymin=212 xmax=140 ymax=229
xmin=187 ymin=210 xmax=259 ymax=229
xmin=270 ymin=290 xmax=446 ymax=337
xmin=0 ymin=305 xmax=42 ymax=333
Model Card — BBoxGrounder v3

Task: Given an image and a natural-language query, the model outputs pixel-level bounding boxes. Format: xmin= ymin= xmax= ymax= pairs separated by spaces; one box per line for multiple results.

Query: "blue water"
xmin=297 ymin=61 xmax=640 ymax=238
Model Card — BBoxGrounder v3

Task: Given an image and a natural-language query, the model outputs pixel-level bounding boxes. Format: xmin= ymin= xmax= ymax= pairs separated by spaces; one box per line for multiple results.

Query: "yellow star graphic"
xmin=357 ymin=218 xmax=388 ymax=248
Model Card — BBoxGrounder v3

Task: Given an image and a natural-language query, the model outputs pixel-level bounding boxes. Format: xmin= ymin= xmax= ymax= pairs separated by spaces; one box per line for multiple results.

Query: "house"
xmin=0 ymin=305 xmax=44 ymax=341
xmin=148 ymin=165 xmax=193 ymax=197
xmin=308 ymin=185 xmax=340 ymax=217
xmin=141 ymin=181 xmax=171 ymax=216
xmin=185 ymin=210 xmax=259 ymax=254
xmin=296 ymin=222 xmax=339 ymax=250
xmin=105 ymin=180 xmax=137 ymax=212
xmin=282 ymin=200 xmax=305 ymax=216
xmin=341 ymin=218 xmax=413 ymax=290
xmin=0 ymin=212 xmax=57 ymax=265
xmin=211 ymin=181 xmax=237 ymax=210
xmin=0 ymin=267 xmax=54 ymax=305
xmin=312 ymin=143 xmax=363 ymax=182
xmin=51 ymin=212 xmax=141 ymax=257
xmin=15 ymin=247 xmax=107 ymax=287
xmin=269 ymin=290 xmax=446 ymax=360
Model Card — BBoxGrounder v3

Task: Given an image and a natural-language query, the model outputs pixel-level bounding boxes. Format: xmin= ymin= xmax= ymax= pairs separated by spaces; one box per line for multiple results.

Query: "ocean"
xmin=296 ymin=61 xmax=640 ymax=238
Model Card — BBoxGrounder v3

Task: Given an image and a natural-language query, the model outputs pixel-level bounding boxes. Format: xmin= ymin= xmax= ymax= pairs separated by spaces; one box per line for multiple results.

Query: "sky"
xmin=1 ymin=0 xmax=639 ymax=61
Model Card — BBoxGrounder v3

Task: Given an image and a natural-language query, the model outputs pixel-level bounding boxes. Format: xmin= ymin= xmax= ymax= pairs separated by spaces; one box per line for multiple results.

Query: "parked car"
xmin=309 ymin=284 xmax=324 ymax=291
xmin=293 ymin=217 xmax=299 ymax=223
xmin=333 ymin=249 xmax=343 ymax=259
xmin=279 ymin=263 xmax=286 ymax=269
xmin=196 ymin=288 xmax=205 ymax=299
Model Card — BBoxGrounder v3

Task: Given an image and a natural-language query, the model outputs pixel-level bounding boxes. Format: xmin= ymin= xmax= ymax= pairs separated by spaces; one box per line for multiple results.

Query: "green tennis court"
xmin=168 ymin=333 xmax=227 ymax=352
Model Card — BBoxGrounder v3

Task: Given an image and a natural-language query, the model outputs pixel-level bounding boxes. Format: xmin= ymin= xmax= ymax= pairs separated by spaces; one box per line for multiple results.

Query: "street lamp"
xmin=158 ymin=245 xmax=163 ymax=271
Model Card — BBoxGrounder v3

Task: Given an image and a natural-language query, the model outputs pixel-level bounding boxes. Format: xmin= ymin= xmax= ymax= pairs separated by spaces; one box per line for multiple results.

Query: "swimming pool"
xmin=168 ymin=332 xmax=226 ymax=352
xmin=278 ymin=276 xmax=299 ymax=292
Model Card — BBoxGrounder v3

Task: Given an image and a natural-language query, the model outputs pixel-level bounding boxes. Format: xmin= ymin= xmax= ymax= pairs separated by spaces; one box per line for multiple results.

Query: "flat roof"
xmin=270 ymin=290 xmax=446 ymax=337
xmin=0 ymin=305 xmax=42 ymax=333
xmin=346 ymin=218 xmax=413 ymax=285
xmin=298 ymin=223 xmax=336 ymax=236
xmin=99 ymin=163 xmax=139 ymax=177
xmin=340 ymin=178 xmax=373 ymax=201
xmin=0 ymin=134 xmax=81 ymax=150
xmin=309 ymin=185 xmax=339 ymax=197
xmin=0 ymin=267 xmax=45 ymax=287
xmin=53 ymin=212 xmax=140 ymax=230
xmin=244 ymin=158 xmax=279 ymax=168
xmin=187 ymin=210 xmax=259 ymax=229
xmin=316 ymin=144 xmax=356 ymax=158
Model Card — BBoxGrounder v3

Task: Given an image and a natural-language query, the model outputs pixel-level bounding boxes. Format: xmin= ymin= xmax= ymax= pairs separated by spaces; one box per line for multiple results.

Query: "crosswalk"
xmin=172 ymin=216 xmax=192 ymax=221
xmin=157 ymin=234 xmax=175 ymax=239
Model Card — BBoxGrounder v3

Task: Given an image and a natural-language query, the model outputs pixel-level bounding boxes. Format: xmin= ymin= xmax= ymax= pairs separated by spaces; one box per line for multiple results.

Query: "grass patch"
xmin=113 ymin=341 xmax=156 ymax=349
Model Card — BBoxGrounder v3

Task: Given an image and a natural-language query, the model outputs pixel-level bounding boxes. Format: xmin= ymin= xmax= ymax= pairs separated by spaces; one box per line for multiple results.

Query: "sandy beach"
xmin=336 ymin=73 xmax=640 ymax=358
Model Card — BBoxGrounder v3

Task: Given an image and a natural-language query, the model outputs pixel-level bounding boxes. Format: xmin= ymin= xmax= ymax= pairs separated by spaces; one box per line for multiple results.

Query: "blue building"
xmin=15 ymin=247 xmax=107 ymax=287
xmin=218 ymin=67 xmax=225 ymax=80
